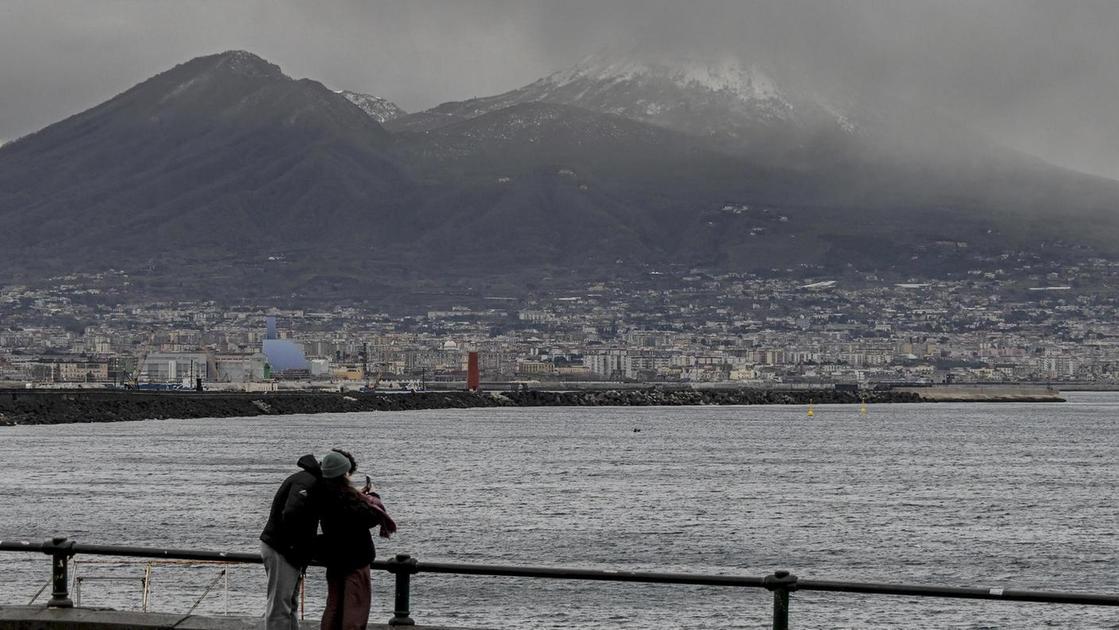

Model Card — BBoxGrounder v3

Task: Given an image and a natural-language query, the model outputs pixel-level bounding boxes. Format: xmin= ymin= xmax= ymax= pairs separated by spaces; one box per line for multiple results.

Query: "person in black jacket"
xmin=316 ymin=449 xmax=396 ymax=630
xmin=260 ymin=453 xmax=322 ymax=630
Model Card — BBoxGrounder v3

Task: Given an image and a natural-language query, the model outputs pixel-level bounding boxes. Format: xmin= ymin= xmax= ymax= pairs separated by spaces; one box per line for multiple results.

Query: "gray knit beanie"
xmin=320 ymin=451 xmax=351 ymax=479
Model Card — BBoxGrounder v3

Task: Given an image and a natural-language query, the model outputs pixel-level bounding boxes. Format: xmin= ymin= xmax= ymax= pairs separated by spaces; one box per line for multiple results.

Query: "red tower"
xmin=467 ymin=351 xmax=480 ymax=391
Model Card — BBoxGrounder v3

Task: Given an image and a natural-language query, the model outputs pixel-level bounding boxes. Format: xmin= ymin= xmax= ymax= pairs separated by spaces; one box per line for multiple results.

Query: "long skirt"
xmin=321 ymin=565 xmax=371 ymax=630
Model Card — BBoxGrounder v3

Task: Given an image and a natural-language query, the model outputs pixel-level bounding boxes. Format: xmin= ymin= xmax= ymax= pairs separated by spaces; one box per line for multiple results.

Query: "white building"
xmin=213 ymin=353 xmax=267 ymax=382
xmin=142 ymin=352 xmax=211 ymax=383
xmin=584 ymin=350 xmax=627 ymax=378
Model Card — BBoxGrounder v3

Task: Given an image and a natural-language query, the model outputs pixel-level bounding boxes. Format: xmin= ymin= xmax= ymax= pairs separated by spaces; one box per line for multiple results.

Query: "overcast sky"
xmin=2 ymin=0 xmax=1119 ymax=180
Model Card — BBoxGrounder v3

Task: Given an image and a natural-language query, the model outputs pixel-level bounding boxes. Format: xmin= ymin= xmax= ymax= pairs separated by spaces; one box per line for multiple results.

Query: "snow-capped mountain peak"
xmin=393 ymin=52 xmax=858 ymax=145
xmin=492 ymin=53 xmax=839 ymax=144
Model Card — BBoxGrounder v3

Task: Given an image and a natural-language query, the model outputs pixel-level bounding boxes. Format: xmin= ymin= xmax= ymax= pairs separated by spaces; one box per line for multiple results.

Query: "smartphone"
xmin=363 ymin=475 xmax=372 ymax=493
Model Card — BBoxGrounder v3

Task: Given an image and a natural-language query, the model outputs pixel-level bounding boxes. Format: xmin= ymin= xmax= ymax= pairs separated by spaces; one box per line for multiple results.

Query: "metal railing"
xmin=2 ymin=537 xmax=1117 ymax=629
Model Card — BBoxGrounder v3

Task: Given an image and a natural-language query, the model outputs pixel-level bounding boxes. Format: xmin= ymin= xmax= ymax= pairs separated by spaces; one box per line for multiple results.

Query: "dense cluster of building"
xmin=3 ymin=256 xmax=1119 ymax=389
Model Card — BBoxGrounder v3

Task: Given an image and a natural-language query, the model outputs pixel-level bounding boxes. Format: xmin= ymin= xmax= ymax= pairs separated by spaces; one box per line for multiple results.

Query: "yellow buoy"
xmin=807 ymin=402 xmax=815 ymax=417
xmin=859 ymin=401 xmax=868 ymax=415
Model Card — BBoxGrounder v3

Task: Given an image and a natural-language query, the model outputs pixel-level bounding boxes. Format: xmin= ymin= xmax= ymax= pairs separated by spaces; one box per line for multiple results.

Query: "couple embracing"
xmin=260 ymin=449 xmax=398 ymax=630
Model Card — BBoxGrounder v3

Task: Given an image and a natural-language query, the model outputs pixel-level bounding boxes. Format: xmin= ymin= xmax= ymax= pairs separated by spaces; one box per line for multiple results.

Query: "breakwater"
xmin=895 ymin=384 xmax=1064 ymax=402
xmin=0 ymin=388 xmax=921 ymax=426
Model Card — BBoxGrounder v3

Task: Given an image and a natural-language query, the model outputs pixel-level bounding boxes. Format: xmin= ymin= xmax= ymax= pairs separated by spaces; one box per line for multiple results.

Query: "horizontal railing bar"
xmin=798 ymin=579 xmax=1119 ymax=606
xmin=0 ymin=540 xmax=260 ymax=564
xmin=74 ymin=577 xmax=145 ymax=581
xmin=71 ymin=544 xmax=261 ymax=564
xmin=3 ymin=540 xmax=1117 ymax=607
xmin=407 ymin=560 xmax=768 ymax=587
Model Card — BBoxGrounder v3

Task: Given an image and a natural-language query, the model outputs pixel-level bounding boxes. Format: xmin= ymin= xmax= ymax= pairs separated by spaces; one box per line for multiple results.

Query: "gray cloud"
xmin=2 ymin=0 xmax=1118 ymax=179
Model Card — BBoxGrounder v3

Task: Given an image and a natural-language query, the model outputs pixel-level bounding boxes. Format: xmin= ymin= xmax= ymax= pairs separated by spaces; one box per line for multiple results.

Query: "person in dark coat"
xmin=316 ymin=449 xmax=397 ymax=630
xmin=260 ymin=453 xmax=322 ymax=630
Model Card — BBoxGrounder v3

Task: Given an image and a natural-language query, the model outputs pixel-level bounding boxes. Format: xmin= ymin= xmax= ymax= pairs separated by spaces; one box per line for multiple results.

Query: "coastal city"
xmin=3 ymin=253 xmax=1119 ymax=389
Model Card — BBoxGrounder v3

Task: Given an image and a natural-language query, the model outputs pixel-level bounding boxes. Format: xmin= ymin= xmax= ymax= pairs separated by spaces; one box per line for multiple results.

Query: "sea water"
xmin=1 ymin=393 xmax=1117 ymax=629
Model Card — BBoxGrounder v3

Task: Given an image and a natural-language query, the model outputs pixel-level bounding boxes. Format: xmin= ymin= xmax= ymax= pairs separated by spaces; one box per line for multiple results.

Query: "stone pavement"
xmin=0 ymin=606 xmax=473 ymax=630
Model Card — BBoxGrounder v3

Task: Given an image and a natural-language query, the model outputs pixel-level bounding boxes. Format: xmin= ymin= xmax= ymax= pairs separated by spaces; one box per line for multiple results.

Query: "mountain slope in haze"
xmin=387 ymin=96 xmax=1119 ymax=277
xmin=393 ymin=101 xmax=716 ymax=175
xmin=388 ymin=69 xmax=1119 ymax=272
xmin=0 ymin=51 xmax=414 ymax=274
xmin=389 ymin=53 xmax=1119 ymax=248
xmin=389 ymin=101 xmax=768 ymax=270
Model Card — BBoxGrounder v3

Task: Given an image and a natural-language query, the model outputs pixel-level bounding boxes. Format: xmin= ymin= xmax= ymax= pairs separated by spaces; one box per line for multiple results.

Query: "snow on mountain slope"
xmin=395 ymin=54 xmax=857 ymax=146
xmin=338 ymin=90 xmax=407 ymax=124
xmin=539 ymin=55 xmax=789 ymax=114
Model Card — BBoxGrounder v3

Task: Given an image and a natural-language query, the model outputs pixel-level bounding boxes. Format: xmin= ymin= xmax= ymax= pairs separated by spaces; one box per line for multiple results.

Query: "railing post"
xmin=763 ymin=569 xmax=798 ymax=630
xmin=44 ymin=537 xmax=76 ymax=608
xmin=387 ymin=553 xmax=418 ymax=626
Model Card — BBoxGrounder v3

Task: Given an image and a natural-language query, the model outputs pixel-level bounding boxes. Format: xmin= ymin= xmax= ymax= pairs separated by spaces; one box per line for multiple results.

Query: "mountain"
xmin=2 ymin=51 xmax=1119 ymax=305
xmin=0 ymin=51 xmax=415 ymax=285
xmin=338 ymin=90 xmax=407 ymax=124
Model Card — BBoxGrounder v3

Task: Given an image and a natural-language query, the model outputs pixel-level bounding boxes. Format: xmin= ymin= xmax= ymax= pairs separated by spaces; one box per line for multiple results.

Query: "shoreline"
xmin=0 ymin=386 xmax=1064 ymax=426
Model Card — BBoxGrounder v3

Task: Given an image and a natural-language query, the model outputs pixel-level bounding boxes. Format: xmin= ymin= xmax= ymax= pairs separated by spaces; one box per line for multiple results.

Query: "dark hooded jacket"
xmin=260 ymin=454 xmax=322 ymax=568
xmin=316 ymin=481 xmax=393 ymax=573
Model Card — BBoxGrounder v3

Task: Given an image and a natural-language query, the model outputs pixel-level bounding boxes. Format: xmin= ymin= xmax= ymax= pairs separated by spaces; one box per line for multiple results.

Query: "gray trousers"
xmin=262 ymin=541 xmax=302 ymax=630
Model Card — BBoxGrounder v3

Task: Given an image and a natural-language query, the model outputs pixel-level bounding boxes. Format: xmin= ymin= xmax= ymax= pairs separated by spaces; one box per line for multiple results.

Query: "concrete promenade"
xmin=0 ymin=606 xmax=472 ymax=630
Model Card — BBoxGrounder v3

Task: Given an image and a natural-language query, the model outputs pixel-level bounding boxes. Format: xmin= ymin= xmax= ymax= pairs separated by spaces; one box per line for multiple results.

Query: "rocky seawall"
xmin=0 ymin=388 xmax=923 ymax=426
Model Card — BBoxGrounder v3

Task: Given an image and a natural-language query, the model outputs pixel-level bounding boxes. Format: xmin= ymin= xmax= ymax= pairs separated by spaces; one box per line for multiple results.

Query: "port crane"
xmin=368 ymin=366 xmax=384 ymax=390
xmin=126 ymin=336 xmax=154 ymax=389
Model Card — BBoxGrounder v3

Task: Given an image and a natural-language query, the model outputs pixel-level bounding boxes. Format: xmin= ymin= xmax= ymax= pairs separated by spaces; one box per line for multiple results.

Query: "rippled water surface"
xmin=2 ymin=393 xmax=1118 ymax=628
